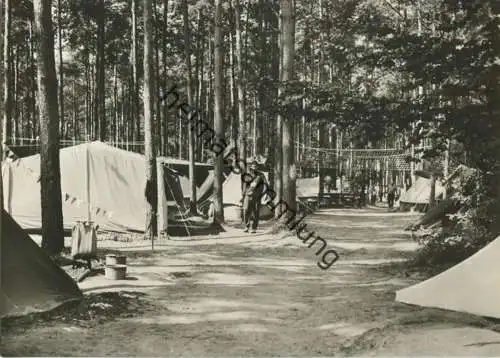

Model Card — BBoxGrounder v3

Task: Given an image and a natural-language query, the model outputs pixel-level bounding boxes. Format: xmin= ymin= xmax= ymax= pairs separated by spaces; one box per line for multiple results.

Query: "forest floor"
xmin=2 ymin=206 xmax=500 ymax=356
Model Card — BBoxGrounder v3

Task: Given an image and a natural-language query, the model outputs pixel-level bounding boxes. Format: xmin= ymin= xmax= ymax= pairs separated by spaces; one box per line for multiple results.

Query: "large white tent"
xmin=396 ymin=236 xmax=500 ymax=319
xmin=2 ymin=141 xmax=185 ymax=232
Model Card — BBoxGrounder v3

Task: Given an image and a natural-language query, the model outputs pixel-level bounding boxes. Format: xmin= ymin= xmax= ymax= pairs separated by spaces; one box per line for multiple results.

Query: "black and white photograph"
xmin=1 ymin=0 xmax=500 ymax=355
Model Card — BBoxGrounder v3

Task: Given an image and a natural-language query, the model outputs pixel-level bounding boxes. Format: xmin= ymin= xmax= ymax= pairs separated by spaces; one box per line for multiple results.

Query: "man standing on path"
xmin=242 ymin=159 xmax=267 ymax=233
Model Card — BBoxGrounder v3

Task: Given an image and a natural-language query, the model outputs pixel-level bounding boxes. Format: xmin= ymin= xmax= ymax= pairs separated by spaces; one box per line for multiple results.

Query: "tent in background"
xmin=1 ymin=210 xmax=82 ymax=318
xmin=399 ymin=176 xmax=445 ymax=210
xmin=297 ymin=177 xmax=319 ymax=198
xmin=396 ymin=235 xmax=500 ymax=319
xmin=2 ymin=141 xmax=186 ymax=233
xmin=197 ymin=171 xmax=273 ymax=220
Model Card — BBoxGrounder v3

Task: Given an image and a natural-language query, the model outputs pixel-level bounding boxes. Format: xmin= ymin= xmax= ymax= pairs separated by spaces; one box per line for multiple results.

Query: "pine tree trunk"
xmin=178 ymin=107 xmax=182 ymax=158
xmin=162 ymin=0 xmax=168 ymax=155
xmin=96 ymin=0 xmax=105 ymax=140
xmin=29 ymin=20 xmax=38 ymax=139
xmin=0 ymin=0 xmax=3 ymax=206
xmin=213 ymin=0 xmax=224 ymax=224
xmin=57 ymin=0 xmax=64 ymax=139
xmin=113 ymin=65 xmax=118 ymax=144
xmin=2 ymin=0 xmax=11 ymax=153
xmin=131 ymin=0 xmax=139 ymax=142
xmin=143 ymin=0 xmax=157 ymax=238
xmin=196 ymin=12 xmax=205 ymax=159
xmin=13 ymin=45 xmax=18 ymax=143
xmin=34 ymin=0 xmax=64 ymax=255
xmin=280 ymin=0 xmax=296 ymax=214
xmin=72 ymin=79 xmax=78 ymax=142
xmin=183 ymin=0 xmax=197 ymax=214
xmin=233 ymin=0 xmax=246 ymax=168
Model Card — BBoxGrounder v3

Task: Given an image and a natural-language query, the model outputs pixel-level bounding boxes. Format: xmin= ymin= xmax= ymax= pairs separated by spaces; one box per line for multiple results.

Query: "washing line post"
xmin=156 ymin=157 xmax=168 ymax=242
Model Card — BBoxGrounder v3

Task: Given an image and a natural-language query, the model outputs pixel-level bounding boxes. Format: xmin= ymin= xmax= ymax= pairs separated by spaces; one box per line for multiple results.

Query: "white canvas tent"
xmin=396 ymin=236 xmax=500 ymax=319
xmin=399 ymin=177 xmax=445 ymax=205
xmin=1 ymin=210 xmax=82 ymax=318
xmin=2 ymin=141 xmax=185 ymax=232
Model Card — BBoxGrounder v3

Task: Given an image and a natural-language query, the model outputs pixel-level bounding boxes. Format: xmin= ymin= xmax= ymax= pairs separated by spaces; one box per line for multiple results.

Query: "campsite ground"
xmin=2 ymin=207 xmax=500 ymax=356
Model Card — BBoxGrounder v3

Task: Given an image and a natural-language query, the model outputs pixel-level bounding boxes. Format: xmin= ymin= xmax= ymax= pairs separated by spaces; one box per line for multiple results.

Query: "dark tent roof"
xmin=1 ymin=211 xmax=83 ymax=318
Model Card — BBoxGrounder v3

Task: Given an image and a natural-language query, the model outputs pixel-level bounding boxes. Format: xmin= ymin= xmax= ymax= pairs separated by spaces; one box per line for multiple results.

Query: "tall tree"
xmin=57 ymin=0 xmax=64 ymax=138
xmin=95 ymin=0 xmax=106 ymax=140
xmin=0 ymin=0 xmax=4 ymax=209
xmin=131 ymin=0 xmax=139 ymax=142
xmin=2 ymin=0 xmax=11 ymax=154
xmin=233 ymin=0 xmax=246 ymax=176
xmin=143 ymin=0 xmax=157 ymax=238
xmin=33 ymin=0 xmax=65 ymax=255
xmin=183 ymin=0 xmax=197 ymax=215
xmin=213 ymin=0 xmax=224 ymax=224
xmin=280 ymin=0 xmax=296 ymax=213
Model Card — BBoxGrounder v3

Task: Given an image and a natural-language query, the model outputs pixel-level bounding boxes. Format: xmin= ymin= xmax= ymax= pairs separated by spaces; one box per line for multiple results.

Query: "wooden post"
xmin=156 ymin=158 xmax=168 ymax=240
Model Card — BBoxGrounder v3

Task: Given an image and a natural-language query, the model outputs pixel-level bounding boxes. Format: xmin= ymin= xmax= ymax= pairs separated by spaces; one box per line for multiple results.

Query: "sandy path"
xmin=2 ymin=207 xmax=500 ymax=356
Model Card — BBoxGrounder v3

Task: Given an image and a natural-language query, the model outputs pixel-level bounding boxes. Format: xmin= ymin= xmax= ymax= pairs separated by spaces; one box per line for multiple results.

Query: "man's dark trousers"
xmin=243 ymin=194 xmax=260 ymax=230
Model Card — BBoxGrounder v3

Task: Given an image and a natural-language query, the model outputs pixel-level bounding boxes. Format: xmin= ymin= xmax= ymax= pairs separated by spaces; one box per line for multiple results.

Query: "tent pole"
xmin=86 ymin=144 xmax=91 ymax=222
xmin=6 ymin=163 xmax=12 ymax=215
xmin=156 ymin=157 xmax=168 ymax=242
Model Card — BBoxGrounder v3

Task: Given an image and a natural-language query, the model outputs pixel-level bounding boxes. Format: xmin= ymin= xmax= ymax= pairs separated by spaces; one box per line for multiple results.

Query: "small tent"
xmin=2 ymin=142 xmax=186 ymax=233
xmin=1 ymin=210 xmax=82 ymax=318
xmin=399 ymin=177 xmax=445 ymax=209
xmin=395 ymin=235 xmax=500 ymax=319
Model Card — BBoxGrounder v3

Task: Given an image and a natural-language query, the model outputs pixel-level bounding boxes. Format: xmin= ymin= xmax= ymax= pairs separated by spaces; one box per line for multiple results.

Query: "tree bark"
xmin=34 ymin=0 xmax=64 ymax=255
xmin=153 ymin=0 xmax=161 ymax=155
xmin=131 ymin=0 xmax=139 ymax=142
xmin=280 ymin=0 xmax=296 ymax=214
xmin=162 ymin=0 xmax=169 ymax=155
xmin=96 ymin=0 xmax=106 ymax=140
xmin=57 ymin=0 xmax=64 ymax=139
xmin=2 ymin=0 xmax=11 ymax=153
xmin=233 ymin=0 xmax=246 ymax=171
xmin=196 ymin=11 xmax=205 ymax=159
xmin=143 ymin=0 xmax=157 ymax=238
xmin=183 ymin=0 xmax=198 ymax=214
xmin=213 ymin=0 xmax=224 ymax=224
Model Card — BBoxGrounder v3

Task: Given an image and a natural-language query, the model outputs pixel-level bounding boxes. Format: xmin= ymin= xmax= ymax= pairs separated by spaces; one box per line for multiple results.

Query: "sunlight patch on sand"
xmin=337 ymin=258 xmax=407 ymax=266
xmin=305 ymin=219 xmax=394 ymax=229
xmin=167 ymin=298 xmax=280 ymax=314
xmin=316 ymin=322 xmax=373 ymax=337
xmin=315 ymin=210 xmax=420 ymax=217
xmin=352 ymin=278 xmax=409 ymax=287
xmin=195 ymin=273 xmax=271 ymax=286
xmin=330 ymin=241 xmax=418 ymax=251
xmin=129 ymin=311 xmax=256 ymax=324
xmin=229 ymin=323 xmax=271 ymax=333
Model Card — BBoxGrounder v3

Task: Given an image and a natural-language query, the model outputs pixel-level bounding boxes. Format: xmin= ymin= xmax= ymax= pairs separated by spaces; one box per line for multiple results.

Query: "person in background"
xmin=387 ymin=184 xmax=396 ymax=209
xmin=370 ymin=187 xmax=377 ymax=206
xmin=242 ymin=159 xmax=267 ymax=233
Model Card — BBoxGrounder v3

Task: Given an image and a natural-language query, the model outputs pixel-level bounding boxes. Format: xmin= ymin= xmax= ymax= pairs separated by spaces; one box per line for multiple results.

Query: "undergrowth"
xmin=411 ymin=169 xmax=500 ymax=267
